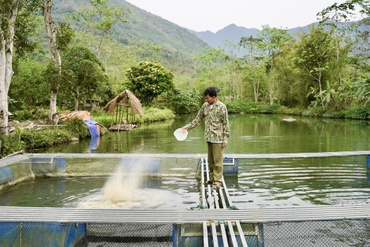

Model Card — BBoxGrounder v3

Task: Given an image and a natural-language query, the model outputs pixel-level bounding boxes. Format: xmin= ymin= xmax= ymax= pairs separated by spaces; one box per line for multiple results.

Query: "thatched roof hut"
xmin=103 ymin=90 xmax=144 ymax=128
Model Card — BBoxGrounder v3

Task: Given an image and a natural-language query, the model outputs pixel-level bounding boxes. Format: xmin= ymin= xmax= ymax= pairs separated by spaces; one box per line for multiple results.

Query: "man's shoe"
xmin=212 ymin=182 xmax=221 ymax=190
xmin=204 ymin=180 xmax=213 ymax=186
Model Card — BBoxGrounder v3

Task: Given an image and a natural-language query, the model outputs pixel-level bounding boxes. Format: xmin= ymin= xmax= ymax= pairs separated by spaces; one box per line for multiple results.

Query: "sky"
xmin=125 ymin=0 xmax=353 ymax=33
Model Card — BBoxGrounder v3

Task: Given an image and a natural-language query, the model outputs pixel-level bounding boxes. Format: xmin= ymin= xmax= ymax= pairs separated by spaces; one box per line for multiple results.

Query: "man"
xmin=183 ymin=87 xmax=230 ymax=190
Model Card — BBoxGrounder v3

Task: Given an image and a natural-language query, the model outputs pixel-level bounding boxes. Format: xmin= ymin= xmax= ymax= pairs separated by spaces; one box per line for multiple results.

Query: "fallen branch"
xmin=3 ymin=150 xmax=25 ymax=159
xmin=36 ymin=125 xmax=66 ymax=127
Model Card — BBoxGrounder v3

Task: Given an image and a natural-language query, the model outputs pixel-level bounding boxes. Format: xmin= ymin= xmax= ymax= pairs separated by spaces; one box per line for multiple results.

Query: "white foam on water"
xmin=76 ymin=159 xmax=178 ymax=209
xmin=103 ymin=162 xmax=143 ymax=202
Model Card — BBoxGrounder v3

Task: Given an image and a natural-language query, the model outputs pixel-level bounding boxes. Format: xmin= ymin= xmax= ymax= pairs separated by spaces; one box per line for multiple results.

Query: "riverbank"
xmin=227 ymin=101 xmax=370 ymax=120
xmin=2 ymin=103 xmax=370 ymax=158
xmin=0 ymin=107 xmax=174 ymax=158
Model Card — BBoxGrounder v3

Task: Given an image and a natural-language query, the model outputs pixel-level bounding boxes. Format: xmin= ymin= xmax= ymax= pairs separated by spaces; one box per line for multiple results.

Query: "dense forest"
xmin=1 ymin=0 xmax=370 ymax=137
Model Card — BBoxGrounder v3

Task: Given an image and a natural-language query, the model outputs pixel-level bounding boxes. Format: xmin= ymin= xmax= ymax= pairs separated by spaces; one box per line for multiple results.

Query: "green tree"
xmin=239 ymin=36 xmax=267 ymax=103
xmin=318 ymin=0 xmax=370 ymax=23
xmin=67 ymin=0 xmax=131 ymax=98
xmin=160 ymin=88 xmax=201 ymax=114
xmin=10 ymin=59 xmax=49 ymax=109
xmin=194 ymin=47 xmax=229 ymax=95
xmin=43 ymin=0 xmax=62 ymax=124
xmin=0 ymin=0 xmax=40 ymax=135
xmin=318 ymin=0 xmax=370 ymax=72
xmin=70 ymin=0 xmax=129 ymax=61
xmin=60 ymin=46 xmax=110 ymax=111
xmin=273 ymin=42 xmax=300 ymax=107
xmin=291 ymin=26 xmax=339 ymax=108
xmin=42 ymin=0 xmax=74 ymax=124
xmin=257 ymin=26 xmax=292 ymax=105
xmin=352 ymin=73 xmax=370 ymax=106
xmin=220 ymin=40 xmax=245 ymax=101
xmin=14 ymin=4 xmax=40 ymax=58
xmin=126 ymin=61 xmax=174 ymax=106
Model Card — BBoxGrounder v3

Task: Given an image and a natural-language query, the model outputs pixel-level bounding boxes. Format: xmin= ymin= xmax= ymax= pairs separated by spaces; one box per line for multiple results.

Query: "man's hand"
xmin=222 ymin=140 xmax=228 ymax=148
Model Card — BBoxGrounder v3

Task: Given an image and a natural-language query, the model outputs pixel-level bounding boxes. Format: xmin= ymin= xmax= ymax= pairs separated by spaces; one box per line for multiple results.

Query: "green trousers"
xmin=207 ymin=142 xmax=224 ymax=183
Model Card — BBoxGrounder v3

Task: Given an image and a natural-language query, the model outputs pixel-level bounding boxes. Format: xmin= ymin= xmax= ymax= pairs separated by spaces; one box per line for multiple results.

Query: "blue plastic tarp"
xmin=84 ymin=119 xmax=100 ymax=137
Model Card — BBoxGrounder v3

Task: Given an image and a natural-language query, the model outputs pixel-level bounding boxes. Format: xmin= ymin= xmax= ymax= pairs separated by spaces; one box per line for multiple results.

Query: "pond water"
xmin=1 ymin=114 xmax=370 ymax=209
xmin=39 ymin=114 xmax=370 ymax=154
xmin=0 ymin=174 xmax=200 ymax=209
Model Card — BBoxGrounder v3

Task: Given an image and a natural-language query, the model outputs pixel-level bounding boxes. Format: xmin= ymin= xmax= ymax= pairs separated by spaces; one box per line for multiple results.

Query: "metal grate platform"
xmin=1 ymin=152 xmax=370 ymax=246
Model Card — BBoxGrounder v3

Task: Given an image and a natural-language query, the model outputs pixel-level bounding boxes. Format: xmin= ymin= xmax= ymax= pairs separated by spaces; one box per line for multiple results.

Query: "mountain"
xmin=52 ymin=0 xmax=362 ymax=70
xmin=54 ymin=0 xmax=209 ymax=54
xmin=188 ymin=24 xmax=260 ymax=48
xmin=52 ymin=0 xmax=317 ymax=62
xmin=189 ymin=24 xmax=315 ymax=51
xmin=52 ymin=0 xmax=210 ymax=75
xmin=189 ymin=21 xmax=365 ymax=52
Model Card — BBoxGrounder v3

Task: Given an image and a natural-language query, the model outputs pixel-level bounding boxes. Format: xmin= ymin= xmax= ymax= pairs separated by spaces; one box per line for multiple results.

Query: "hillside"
xmin=51 ymin=1 xmax=364 ymax=75
xmin=52 ymin=0 xmax=209 ymax=75
xmin=51 ymin=0 xmax=319 ymax=66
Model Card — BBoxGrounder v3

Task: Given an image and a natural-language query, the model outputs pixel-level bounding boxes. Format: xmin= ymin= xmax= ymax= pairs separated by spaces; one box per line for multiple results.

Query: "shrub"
xmin=259 ymin=104 xmax=280 ymax=114
xmin=141 ymin=107 xmax=174 ymax=123
xmin=225 ymin=100 xmax=248 ymax=114
xmin=64 ymin=118 xmax=91 ymax=138
xmin=343 ymin=106 xmax=370 ymax=119
xmin=322 ymin=110 xmax=345 ymax=118
xmin=0 ymin=134 xmax=26 ymax=157
xmin=302 ymin=108 xmax=325 ymax=117
xmin=275 ymin=106 xmax=303 ymax=115
xmin=0 ymin=117 xmax=92 ymax=157
xmin=21 ymin=128 xmax=72 ymax=149
xmin=13 ymin=107 xmax=51 ymax=122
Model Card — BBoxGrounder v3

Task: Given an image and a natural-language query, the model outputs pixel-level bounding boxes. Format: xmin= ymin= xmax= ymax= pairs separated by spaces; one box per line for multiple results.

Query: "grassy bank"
xmin=2 ymin=102 xmax=370 ymax=158
xmin=90 ymin=107 xmax=174 ymax=126
xmin=226 ymin=100 xmax=370 ymax=120
xmin=0 ymin=107 xmax=174 ymax=158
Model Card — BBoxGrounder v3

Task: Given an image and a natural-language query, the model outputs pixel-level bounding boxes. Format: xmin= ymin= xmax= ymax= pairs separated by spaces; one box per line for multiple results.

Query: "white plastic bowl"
xmin=174 ymin=128 xmax=188 ymax=141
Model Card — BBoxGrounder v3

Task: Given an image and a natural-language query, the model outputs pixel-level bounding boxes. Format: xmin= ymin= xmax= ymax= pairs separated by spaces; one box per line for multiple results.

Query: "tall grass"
xmin=91 ymin=107 xmax=174 ymax=126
